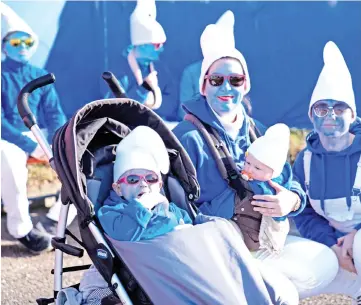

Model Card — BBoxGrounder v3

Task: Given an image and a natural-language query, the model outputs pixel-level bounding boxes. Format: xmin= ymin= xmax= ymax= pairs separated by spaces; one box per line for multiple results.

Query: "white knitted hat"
xmin=199 ymin=10 xmax=250 ymax=96
xmin=1 ymin=2 xmax=38 ymax=52
xmin=247 ymin=123 xmax=290 ymax=178
xmin=309 ymin=41 xmax=356 ymax=118
xmin=130 ymin=0 xmax=166 ymax=46
xmin=113 ymin=126 xmax=170 ymax=183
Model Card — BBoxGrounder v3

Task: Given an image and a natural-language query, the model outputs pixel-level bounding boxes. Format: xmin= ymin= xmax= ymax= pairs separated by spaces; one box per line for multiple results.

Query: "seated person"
xmin=293 ymin=41 xmax=361 ymax=301
xmin=98 ymin=126 xmax=192 ymax=241
xmin=1 ymin=3 xmax=76 ymax=252
xmin=235 ymin=123 xmax=293 ymax=253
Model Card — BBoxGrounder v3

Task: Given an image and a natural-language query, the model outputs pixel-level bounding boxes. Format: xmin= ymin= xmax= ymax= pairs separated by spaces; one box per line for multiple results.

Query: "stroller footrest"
xmin=51 ymin=237 xmax=84 ymax=257
xmin=51 ymin=264 xmax=92 ymax=274
xmin=36 ymin=297 xmax=54 ymax=305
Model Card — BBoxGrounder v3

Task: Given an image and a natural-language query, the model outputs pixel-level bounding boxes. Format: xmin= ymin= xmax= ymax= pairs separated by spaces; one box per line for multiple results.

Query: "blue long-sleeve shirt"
xmin=98 ymin=191 xmax=192 ymax=241
xmin=1 ymin=58 xmax=66 ymax=153
xmin=173 ymin=96 xmax=306 ymax=219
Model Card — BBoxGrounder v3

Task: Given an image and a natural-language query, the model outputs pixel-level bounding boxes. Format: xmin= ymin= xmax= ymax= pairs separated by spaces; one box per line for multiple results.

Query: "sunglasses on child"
xmin=205 ymin=74 xmax=246 ymax=87
xmin=313 ymin=102 xmax=350 ymax=118
xmin=117 ymin=173 xmax=159 ymax=185
xmin=6 ymin=37 xmax=35 ymax=48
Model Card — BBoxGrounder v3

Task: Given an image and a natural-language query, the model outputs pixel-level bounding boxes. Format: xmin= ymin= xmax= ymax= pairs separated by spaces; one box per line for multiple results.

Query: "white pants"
xmin=253 ymin=235 xmax=339 ymax=300
xmin=315 ymin=229 xmax=361 ymax=300
xmin=1 ymin=136 xmax=77 ymax=238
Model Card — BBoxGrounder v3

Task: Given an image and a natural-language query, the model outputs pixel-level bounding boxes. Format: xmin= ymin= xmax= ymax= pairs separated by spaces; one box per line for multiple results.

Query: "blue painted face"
xmin=133 ymin=43 xmax=164 ymax=64
xmin=2 ymin=31 xmax=35 ymax=63
xmin=311 ymin=99 xmax=354 ymax=137
xmin=203 ymin=58 xmax=246 ymax=118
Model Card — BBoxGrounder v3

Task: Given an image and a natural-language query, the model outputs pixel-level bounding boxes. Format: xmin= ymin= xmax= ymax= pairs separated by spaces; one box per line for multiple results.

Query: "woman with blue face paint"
xmin=102 ymin=0 xmax=181 ymax=126
xmin=293 ymin=41 xmax=361 ymax=304
xmin=1 ymin=3 xmax=77 ymax=252
xmin=173 ymin=10 xmax=340 ymax=301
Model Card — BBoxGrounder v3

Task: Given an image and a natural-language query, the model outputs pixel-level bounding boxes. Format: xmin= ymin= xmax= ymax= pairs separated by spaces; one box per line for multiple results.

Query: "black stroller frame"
xmin=17 ymin=72 xmax=200 ymax=305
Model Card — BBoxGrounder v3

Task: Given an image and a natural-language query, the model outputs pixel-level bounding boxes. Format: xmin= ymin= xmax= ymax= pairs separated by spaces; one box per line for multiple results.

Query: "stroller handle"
xmin=17 ymin=73 xmax=56 ymax=129
xmin=17 ymin=73 xmax=55 ymax=164
xmin=102 ymin=71 xmax=127 ymax=98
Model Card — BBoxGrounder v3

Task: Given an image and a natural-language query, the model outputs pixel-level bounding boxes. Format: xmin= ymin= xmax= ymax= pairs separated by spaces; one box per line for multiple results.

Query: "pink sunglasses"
xmin=117 ymin=173 xmax=159 ymax=185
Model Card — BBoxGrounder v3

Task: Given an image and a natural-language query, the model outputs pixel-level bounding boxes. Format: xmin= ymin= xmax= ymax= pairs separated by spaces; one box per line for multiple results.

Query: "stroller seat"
xmin=85 ymin=144 xmax=196 ymax=219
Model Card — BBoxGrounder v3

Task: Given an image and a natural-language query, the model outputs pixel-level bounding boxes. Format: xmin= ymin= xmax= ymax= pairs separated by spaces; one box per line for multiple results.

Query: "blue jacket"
xmin=101 ymin=57 xmax=182 ymax=122
xmin=248 ymin=162 xmax=293 ymax=221
xmin=98 ymin=190 xmax=192 ymax=241
xmin=293 ymin=118 xmax=361 ymax=247
xmin=173 ymin=96 xmax=306 ymax=219
xmin=1 ymin=58 xmax=66 ymax=153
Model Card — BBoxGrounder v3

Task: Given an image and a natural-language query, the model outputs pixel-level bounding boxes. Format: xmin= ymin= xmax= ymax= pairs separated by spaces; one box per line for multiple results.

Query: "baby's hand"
xmin=137 ymin=193 xmax=168 ymax=210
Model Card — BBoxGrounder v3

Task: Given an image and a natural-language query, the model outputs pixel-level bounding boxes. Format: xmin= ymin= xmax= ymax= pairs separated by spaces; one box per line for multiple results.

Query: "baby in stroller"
xmin=99 ymin=125 xmax=192 ymax=242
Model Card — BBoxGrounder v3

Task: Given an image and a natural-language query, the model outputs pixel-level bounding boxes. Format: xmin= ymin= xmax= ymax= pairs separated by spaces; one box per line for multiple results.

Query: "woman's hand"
xmin=331 ymin=244 xmax=357 ymax=274
xmin=337 ymin=230 xmax=357 ymax=259
xmin=251 ymin=180 xmax=300 ymax=217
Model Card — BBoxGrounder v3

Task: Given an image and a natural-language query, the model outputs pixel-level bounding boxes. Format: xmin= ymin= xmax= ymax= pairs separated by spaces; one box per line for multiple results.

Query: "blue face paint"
xmin=312 ymin=99 xmax=354 ymax=137
xmin=203 ymin=58 xmax=245 ymax=117
xmin=2 ymin=31 xmax=35 ymax=63
xmin=133 ymin=43 xmax=164 ymax=64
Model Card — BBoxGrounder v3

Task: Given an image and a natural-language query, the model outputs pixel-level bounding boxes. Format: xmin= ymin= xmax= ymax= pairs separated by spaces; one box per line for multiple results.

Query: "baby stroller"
xmin=18 ymin=73 xmax=275 ymax=305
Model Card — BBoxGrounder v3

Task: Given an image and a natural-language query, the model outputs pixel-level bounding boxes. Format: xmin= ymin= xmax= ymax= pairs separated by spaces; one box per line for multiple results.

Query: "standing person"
xmin=1 ymin=3 xmax=76 ymax=252
xmin=293 ymin=41 xmax=361 ymax=304
xmin=104 ymin=0 xmax=181 ymax=126
xmin=173 ymin=10 xmax=339 ymax=299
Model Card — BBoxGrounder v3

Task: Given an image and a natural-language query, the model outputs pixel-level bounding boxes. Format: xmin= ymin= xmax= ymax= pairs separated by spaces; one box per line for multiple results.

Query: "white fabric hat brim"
xmin=199 ymin=49 xmax=251 ymax=96
xmin=113 ymin=126 xmax=170 ymax=183
xmin=247 ymin=124 xmax=290 ymax=178
xmin=1 ymin=3 xmax=38 ymax=52
xmin=199 ymin=10 xmax=250 ymax=96
xmin=309 ymin=41 xmax=356 ymax=118
xmin=130 ymin=0 xmax=166 ymax=46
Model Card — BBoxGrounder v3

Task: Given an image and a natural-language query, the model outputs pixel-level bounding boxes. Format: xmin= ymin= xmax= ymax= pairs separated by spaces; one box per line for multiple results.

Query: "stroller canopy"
xmin=52 ymin=98 xmax=199 ymax=223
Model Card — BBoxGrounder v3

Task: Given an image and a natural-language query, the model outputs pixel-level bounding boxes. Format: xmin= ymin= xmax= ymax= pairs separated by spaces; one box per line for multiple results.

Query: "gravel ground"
xmin=1 ymin=207 xmax=352 ymax=305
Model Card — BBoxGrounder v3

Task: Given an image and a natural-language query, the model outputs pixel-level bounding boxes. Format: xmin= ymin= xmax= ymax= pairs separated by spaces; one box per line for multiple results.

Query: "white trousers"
xmin=253 ymin=235 xmax=340 ymax=300
xmin=1 ymin=136 xmax=77 ymax=238
xmin=315 ymin=229 xmax=361 ymax=300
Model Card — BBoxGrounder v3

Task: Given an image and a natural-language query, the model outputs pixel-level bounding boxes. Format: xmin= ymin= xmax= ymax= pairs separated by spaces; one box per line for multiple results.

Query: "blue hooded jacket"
xmin=293 ymin=118 xmax=361 ymax=247
xmin=173 ymin=96 xmax=306 ymax=219
xmin=1 ymin=58 xmax=66 ymax=153
xmin=98 ymin=190 xmax=192 ymax=242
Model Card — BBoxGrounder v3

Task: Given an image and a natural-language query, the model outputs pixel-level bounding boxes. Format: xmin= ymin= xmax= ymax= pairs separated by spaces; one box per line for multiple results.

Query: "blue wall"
xmin=6 ymin=1 xmax=361 ymax=129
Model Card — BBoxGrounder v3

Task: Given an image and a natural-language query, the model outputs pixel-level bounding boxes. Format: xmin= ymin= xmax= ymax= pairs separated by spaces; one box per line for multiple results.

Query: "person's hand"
xmin=337 ymin=230 xmax=357 ymax=259
xmin=143 ymin=71 xmax=162 ymax=109
xmin=137 ymin=192 xmax=168 ymax=210
xmin=30 ymin=144 xmax=47 ymax=161
xmin=251 ymin=180 xmax=300 ymax=217
xmin=331 ymin=244 xmax=357 ymax=274
xmin=144 ymin=71 xmax=159 ymax=89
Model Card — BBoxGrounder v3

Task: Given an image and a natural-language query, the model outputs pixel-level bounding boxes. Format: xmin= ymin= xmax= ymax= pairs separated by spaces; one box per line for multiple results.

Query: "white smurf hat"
xmin=130 ymin=0 xmax=166 ymax=46
xmin=309 ymin=41 xmax=356 ymax=118
xmin=199 ymin=10 xmax=250 ymax=96
xmin=1 ymin=2 xmax=38 ymax=52
xmin=247 ymin=123 xmax=290 ymax=178
xmin=113 ymin=126 xmax=170 ymax=183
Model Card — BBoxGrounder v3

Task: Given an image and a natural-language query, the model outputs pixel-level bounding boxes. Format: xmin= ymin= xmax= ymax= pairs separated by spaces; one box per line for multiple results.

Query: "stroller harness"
xmin=185 ymin=113 xmax=264 ymax=251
